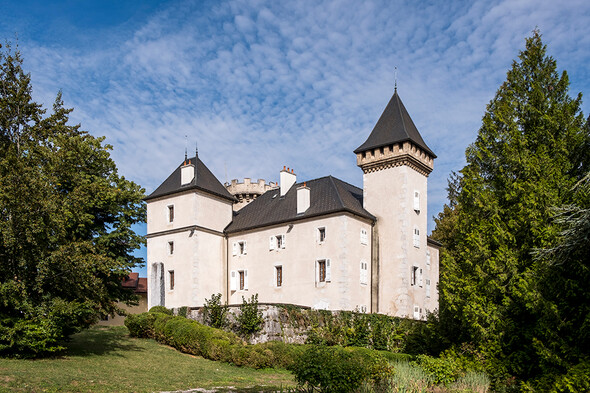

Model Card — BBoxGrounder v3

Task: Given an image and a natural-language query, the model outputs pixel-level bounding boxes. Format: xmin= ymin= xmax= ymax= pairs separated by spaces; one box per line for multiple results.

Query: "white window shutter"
xmin=413 ymin=228 xmax=420 ymax=248
xmin=419 ymin=268 xmax=423 ymax=287
xmin=414 ymin=191 xmax=420 ymax=211
xmin=281 ymin=234 xmax=286 ymax=249
xmin=325 ymin=259 xmax=331 ymax=282
xmin=230 ymin=271 xmax=237 ymax=291
xmin=244 ymin=270 xmax=249 ymax=290
xmin=232 ymin=242 xmax=238 ymax=256
xmin=269 ymin=236 xmax=276 ymax=250
xmin=426 ymin=250 xmax=431 ymax=266
xmin=243 ymin=241 xmax=247 ymax=255
xmin=413 ymin=305 xmax=420 ymax=319
xmin=315 ymin=260 xmax=319 ymax=283
xmin=426 ymin=279 xmax=431 ymax=298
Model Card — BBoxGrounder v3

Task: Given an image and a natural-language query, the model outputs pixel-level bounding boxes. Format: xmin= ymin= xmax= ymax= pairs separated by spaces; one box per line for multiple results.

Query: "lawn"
xmin=0 ymin=326 xmax=296 ymax=393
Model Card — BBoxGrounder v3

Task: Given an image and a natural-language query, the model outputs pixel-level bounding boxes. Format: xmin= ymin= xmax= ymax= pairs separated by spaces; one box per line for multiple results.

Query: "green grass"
xmin=0 ymin=326 xmax=295 ymax=393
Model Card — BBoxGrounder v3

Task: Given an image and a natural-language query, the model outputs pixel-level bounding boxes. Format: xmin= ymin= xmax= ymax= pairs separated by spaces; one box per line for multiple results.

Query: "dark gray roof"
xmin=354 ymin=89 xmax=436 ymax=158
xmin=145 ymin=156 xmax=235 ymax=202
xmin=225 ymin=176 xmax=375 ymax=234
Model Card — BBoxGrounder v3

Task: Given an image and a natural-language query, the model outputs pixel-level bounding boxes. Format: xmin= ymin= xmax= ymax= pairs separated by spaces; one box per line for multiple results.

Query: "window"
xmin=419 ymin=268 xmax=423 ymax=287
xmin=169 ymin=270 xmax=175 ymax=290
xmin=317 ymin=227 xmax=326 ymax=243
xmin=318 ymin=260 xmax=326 ymax=282
xmin=426 ymin=250 xmax=431 ymax=266
xmin=426 ymin=279 xmax=431 ymax=298
xmin=411 ymin=266 xmax=418 ymax=286
xmin=168 ymin=241 xmax=174 ymax=255
xmin=360 ymin=260 xmax=368 ymax=285
xmin=316 ymin=259 xmax=331 ymax=283
xmin=413 ymin=305 xmax=420 ymax=320
xmin=167 ymin=205 xmax=175 ymax=223
xmin=360 ymin=228 xmax=368 ymax=245
xmin=233 ymin=241 xmax=247 ymax=256
xmin=359 ymin=305 xmax=367 ymax=313
xmin=269 ymin=235 xmax=286 ymax=250
xmin=275 ymin=266 xmax=283 ymax=287
xmin=413 ymin=227 xmax=420 ymax=248
xmin=238 ymin=270 xmax=248 ymax=290
xmin=413 ymin=191 xmax=420 ymax=212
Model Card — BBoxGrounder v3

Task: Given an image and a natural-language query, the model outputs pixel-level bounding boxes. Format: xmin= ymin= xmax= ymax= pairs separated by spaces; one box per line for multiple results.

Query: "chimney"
xmin=280 ymin=166 xmax=296 ymax=196
xmin=297 ymin=182 xmax=310 ymax=214
xmin=181 ymin=159 xmax=195 ymax=185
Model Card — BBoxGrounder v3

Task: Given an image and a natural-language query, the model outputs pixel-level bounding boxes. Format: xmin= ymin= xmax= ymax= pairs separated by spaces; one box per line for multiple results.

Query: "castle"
xmin=145 ymin=89 xmax=440 ymax=319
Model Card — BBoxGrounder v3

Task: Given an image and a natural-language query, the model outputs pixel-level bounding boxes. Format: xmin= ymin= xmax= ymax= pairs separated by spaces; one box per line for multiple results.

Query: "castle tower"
xmin=225 ymin=178 xmax=277 ymax=211
xmin=355 ymin=88 xmax=436 ymax=318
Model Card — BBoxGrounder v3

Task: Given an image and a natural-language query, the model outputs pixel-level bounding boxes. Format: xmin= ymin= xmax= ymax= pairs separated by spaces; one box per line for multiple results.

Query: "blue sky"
xmin=2 ymin=0 xmax=590 ymax=276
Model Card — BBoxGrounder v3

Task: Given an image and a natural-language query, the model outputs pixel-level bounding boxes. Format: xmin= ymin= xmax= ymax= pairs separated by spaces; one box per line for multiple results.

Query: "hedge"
xmin=125 ymin=310 xmax=302 ymax=369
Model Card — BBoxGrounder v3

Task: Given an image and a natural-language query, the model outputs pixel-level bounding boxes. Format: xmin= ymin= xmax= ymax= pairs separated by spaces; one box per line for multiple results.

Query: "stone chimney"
xmin=181 ymin=159 xmax=195 ymax=185
xmin=297 ymin=182 xmax=310 ymax=214
xmin=280 ymin=166 xmax=296 ymax=197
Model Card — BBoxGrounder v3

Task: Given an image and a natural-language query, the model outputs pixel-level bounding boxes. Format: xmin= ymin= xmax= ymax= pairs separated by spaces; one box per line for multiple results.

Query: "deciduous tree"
xmin=0 ymin=43 xmax=145 ymax=356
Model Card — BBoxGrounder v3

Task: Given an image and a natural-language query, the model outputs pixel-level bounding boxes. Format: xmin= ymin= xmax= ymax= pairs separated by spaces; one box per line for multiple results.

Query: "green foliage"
xmin=0 ymin=43 xmax=145 ymax=357
xmin=236 ymin=294 xmax=264 ymax=337
xmin=290 ymin=345 xmax=388 ymax=393
xmin=148 ymin=306 xmax=173 ymax=315
xmin=177 ymin=306 xmax=189 ymax=318
xmin=412 ymin=354 xmax=462 ymax=386
xmin=202 ymin=293 xmax=228 ymax=328
xmin=431 ymin=30 xmax=590 ymax=386
xmin=548 ymin=361 xmax=590 ymax=393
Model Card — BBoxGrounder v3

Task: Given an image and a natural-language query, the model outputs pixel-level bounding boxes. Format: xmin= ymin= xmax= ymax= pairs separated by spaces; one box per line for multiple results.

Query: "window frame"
xmin=317 ymin=227 xmax=326 ymax=244
xmin=275 ymin=265 xmax=283 ymax=288
xmin=169 ymin=270 xmax=175 ymax=290
xmin=168 ymin=241 xmax=174 ymax=255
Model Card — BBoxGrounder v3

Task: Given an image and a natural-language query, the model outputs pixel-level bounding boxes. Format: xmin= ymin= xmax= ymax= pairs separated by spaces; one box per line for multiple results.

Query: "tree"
xmin=432 ymin=30 xmax=589 ymax=385
xmin=0 ymin=43 xmax=146 ymax=356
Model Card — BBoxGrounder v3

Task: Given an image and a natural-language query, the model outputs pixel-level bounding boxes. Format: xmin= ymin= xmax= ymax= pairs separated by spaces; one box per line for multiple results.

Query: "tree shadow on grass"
xmin=62 ymin=326 xmax=146 ymax=357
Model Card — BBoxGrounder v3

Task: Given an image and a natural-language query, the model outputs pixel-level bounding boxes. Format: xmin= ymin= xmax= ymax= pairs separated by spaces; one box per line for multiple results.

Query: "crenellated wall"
xmin=225 ymin=178 xmax=278 ymax=211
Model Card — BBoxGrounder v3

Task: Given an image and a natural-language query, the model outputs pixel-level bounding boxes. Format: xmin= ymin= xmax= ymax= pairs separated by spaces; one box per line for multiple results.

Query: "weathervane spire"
xmin=195 ymin=141 xmax=198 ymax=159
xmin=184 ymin=135 xmax=188 ymax=160
xmin=394 ymin=66 xmax=398 ymax=93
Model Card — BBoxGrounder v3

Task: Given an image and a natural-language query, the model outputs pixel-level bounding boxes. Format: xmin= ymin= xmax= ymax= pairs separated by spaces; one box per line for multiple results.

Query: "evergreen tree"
xmin=432 ymin=30 xmax=589 ymax=385
xmin=0 ymin=43 xmax=145 ymax=356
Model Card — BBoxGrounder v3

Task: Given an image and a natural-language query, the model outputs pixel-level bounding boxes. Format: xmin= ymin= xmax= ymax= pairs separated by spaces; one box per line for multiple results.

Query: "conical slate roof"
xmin=145 ymin=156 xmax=235 ymax=202
xmin=354 ymin=89 xmax=436 ymax=158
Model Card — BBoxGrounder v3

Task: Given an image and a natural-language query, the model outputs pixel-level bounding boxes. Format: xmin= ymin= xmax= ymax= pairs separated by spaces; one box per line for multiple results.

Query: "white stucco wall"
xmin=146 ymin=190 xmax=233 ymax=309
xmin=227 ymin=213 xmax=373 ymax=312
xmin=363 ymin=164 xmax=430 ymax=318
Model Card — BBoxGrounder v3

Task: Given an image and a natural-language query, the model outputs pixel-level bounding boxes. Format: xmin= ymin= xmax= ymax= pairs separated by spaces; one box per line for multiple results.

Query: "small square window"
xmin=318 ymin=227 xmax=326 ymax=243
xmin=360 ymin=228 xmax=368 ymax=245
xmin=168 ymin=205 xmax=174 ymax=223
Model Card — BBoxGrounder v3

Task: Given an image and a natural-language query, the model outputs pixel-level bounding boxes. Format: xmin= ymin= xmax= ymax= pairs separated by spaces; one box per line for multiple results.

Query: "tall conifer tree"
xmin=433 ymin=30 xmax=589 ymax=384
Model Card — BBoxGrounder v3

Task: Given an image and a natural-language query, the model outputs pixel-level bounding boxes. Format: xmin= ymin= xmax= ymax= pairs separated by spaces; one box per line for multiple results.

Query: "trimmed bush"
xmin=290 ymin=345 xmax=388 ymax=393
xmin=148 ymin=306 xmax=173 ymax=315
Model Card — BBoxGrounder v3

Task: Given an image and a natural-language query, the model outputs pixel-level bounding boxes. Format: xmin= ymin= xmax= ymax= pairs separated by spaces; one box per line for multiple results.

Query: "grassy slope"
xmin=0 ymin=326 xmax=295 ymax=393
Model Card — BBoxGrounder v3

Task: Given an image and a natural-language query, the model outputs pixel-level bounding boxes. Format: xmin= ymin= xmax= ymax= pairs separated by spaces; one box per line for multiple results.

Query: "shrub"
xmin=148 ymin=306 xmax=173 ymax=315
xmin=290 ymin=345 xmax=387 ymax=393
xmin=202 ymin=293 xmax=228 ymax=329
xmin=124 ymin=312 xmax=158 ymax=337
xmin=236 ymin=294 xmax=264 ymax=337
xmin=412 ymin=354 xmax=462 ymax=385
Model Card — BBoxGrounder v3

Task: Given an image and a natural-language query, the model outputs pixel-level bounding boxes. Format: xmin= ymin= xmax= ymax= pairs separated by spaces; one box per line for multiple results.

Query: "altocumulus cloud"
xmin=5 ymin=0 xmax=590 ymax=238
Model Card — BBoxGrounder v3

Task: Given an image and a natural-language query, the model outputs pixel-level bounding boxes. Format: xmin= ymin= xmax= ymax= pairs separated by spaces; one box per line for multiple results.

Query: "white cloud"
xmin=5 ymin=0 xmax=590 ymax=240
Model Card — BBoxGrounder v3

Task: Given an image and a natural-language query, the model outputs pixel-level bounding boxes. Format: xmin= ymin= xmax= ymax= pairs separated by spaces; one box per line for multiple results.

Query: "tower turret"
xmin=356 ymin=88 xmax=437 ymax=318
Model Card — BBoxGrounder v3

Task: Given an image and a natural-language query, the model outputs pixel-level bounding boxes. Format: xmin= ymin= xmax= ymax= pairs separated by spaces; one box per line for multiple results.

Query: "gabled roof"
xmin=145 ymin=156 xmax=235 ymax=202
xmin=354 ymin=89 xmax=436 ymax=158
xmin=225 ymin=176 xmax=375 ymax=234
xmin=122 ymin=273 xmax=147 ymax=294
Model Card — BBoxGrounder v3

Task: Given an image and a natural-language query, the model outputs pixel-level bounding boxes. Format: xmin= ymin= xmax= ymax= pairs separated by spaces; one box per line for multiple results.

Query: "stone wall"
xmin=185 ymin=303 xmax=311 ymax=344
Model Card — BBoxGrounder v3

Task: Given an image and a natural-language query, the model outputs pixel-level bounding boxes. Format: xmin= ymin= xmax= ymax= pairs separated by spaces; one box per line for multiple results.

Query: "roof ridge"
xmin=328 ymin=176 xmax=346 ymax=209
